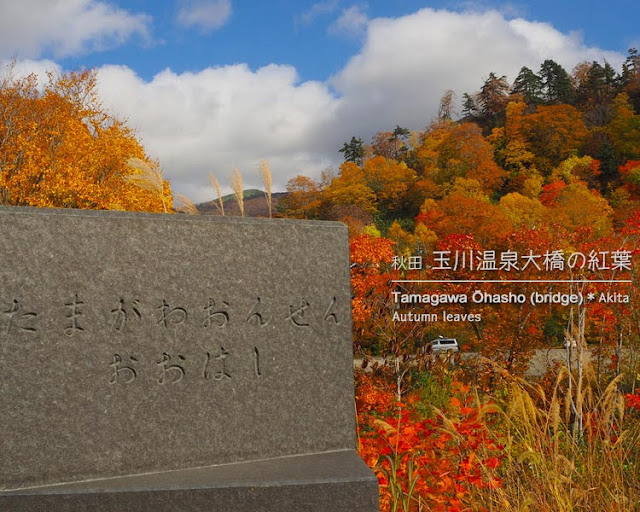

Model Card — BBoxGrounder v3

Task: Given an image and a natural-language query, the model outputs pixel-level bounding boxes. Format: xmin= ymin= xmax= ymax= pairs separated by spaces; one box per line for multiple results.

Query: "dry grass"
xmin=260 ymin=159 xmax=272 ymax=218
xmin=475 ymin=370 xmax=640 ymax=512
xmin=231 ymin=168 xmax=244 ymax=217
xmin=125 ymin=157 xmax=169 ymax=213
xmin=209 ymin=173 xmax=225 ymax=216
xmin=173 ymin=192 xmax=199 ymax=215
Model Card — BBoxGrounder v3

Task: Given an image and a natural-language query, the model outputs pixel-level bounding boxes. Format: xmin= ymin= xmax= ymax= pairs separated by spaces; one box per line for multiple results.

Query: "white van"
xmin=428 ymin=337 xmax=459 ymax=353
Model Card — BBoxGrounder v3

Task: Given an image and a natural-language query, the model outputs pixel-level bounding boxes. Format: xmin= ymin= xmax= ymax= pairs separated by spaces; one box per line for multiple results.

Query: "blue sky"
xmin=1 ymin=1 xmax=637 ymax=202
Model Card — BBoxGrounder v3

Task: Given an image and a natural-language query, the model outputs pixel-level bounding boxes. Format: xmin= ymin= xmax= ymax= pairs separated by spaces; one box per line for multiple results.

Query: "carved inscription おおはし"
xmin=2 ymin=294 xmax=341 ymax=387
xmin=0 ymin=206 xmax=378 ymax=512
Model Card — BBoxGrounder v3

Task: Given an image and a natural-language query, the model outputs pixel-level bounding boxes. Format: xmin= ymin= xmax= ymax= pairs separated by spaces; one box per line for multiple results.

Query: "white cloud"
xmin=177 ymin=0 xmax=232 ymax=32
xmin=0 ymin=0 xmax=150 ymax=59
xmin=96 ymin=63 xmax=338 ymax=202
xmin=7 ymin=8 xmax=626 ymax=204
xmin=328 ymin=5 xmax=369 ymax=39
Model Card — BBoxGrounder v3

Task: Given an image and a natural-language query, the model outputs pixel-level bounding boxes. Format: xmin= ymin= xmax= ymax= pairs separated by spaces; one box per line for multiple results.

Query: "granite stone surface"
xmin=0 ymin=206 xmax=378 ymax=510
xmin=2 ymin=450 xmax=379 ymax=512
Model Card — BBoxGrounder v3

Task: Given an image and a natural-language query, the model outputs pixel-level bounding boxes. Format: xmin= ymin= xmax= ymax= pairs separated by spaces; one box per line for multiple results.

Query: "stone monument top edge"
xmin=0 ymin=204 xmax=349 ymax=231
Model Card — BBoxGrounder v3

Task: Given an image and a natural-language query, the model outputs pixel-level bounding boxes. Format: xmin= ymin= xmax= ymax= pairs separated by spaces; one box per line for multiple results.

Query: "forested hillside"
xmin=299 ymin=53 xmax=640 ymax=512
xmin=277 ymin=52 xmax=640 ymax=374
xmin=280 ymin=51 xmax=640 ymax=234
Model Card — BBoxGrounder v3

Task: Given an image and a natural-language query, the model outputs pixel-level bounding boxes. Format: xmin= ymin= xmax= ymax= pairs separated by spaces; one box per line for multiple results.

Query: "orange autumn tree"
xmin=279 ymin=175 xmax=324 ymax=218
xmin=350 ymin=234 xmax=397 ymax=350
xmin=542 ymin=181 xmax=613 ymax=237
xmin=416 ymin=121 xmax=506 ymax=195
xmin=416 ymin=180 xmax=512 ymax=246
xmin=324 ymin=162 xmax=378 ymax=218
xmin=520 ymin=104 xmax=589 ymax=175
xmin=0 ymin=66 xmax=171 ymax=212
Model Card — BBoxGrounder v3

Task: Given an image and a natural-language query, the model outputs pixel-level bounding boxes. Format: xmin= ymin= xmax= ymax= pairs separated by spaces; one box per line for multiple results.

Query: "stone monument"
xmin=0 ymin=206 xmax=378 ymax=511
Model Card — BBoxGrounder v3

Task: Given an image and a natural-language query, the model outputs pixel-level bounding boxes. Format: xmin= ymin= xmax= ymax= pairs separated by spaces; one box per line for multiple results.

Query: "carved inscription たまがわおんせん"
xmin=2 ymin=295 xmax=341 ymax=335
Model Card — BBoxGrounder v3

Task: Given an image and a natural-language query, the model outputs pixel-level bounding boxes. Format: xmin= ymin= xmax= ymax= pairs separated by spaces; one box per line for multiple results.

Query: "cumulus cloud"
xmin=6 ymin=8 xmax=627 ymax=203
xmin=176 ymin=0 xmax=232 ymax=32
xmin=328 ymin=5 xmax=369 ymax=39
xmin=0 ymin=0 xmax=150 ymax=59
xmin=96 ymin=63 xmax=338 ymax=202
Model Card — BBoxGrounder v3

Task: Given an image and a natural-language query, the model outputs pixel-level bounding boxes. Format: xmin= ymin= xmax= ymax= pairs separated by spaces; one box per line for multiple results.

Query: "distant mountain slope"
xmin=196 ymin=190 xmax=287 ymax=217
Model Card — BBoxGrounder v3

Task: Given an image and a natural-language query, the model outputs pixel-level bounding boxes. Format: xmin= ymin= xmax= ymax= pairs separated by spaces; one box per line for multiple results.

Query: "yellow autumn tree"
xmin=548 ymin=182 xmax=613 ymax=237
xmin=323 ymin=162 xmax=378 ymax=215
xmin=0 ymin=66 xmax=172 ymax=212
xmin=362 ymin=155 xmax=417 ymax=213
xmin=498 ymin=192 xmax=547 ymax=229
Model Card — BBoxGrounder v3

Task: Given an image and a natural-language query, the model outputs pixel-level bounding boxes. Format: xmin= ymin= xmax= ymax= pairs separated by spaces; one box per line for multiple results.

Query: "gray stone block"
xmin=0 ymin=206 xmax=378 ymax=510
xmin=1 ymin=450 xmax=379 ymax=512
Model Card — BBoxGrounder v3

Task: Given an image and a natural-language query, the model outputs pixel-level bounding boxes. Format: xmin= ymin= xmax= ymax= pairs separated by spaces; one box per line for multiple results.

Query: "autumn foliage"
xmin=280 ymin=55 xmax=640 ymax=386
xmin=310 ymin=55 xmax=640 ymax=511
xmin=355 ymin=358 xmax=640 ymax=511
xmin=350 ymin=234 xmax=397 ymax=347
xmin=356 ymin=372 xmax=504 ymax=512
xmin=0 ymin=66 xmax=172 ymax=212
